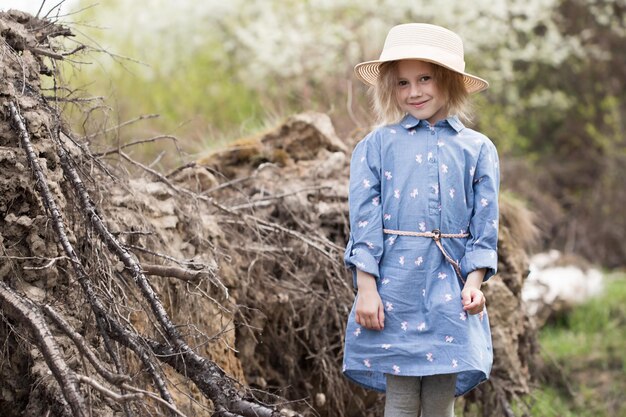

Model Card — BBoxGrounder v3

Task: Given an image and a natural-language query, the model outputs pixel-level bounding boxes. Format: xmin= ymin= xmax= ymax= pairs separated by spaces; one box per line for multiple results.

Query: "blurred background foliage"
xmin=58 ymin=0 xmax=625 ymax=266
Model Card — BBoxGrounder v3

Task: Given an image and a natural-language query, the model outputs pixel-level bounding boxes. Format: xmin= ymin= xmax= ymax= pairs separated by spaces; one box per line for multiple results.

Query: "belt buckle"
xmin=431 ymin=229 xmax=441 ymax=241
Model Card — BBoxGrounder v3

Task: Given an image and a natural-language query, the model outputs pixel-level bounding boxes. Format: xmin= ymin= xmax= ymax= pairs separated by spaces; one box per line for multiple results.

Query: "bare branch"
xmin=75 ymin=375 xmax=143 ymax=403
xmin=94 ymin=135 xmax=180 ymax=158
xmin=0 ymin=281 xmax=87 ymax=417
xmin=57 ymin=114 xmax=289 ymax=416
xmin=42 ymin=95 xmax=104 ymax=103
xmin=82 ymin=114 xmax=159 ymax=141
xmin=60 ymin=145 xmax=191 ymax=349
xmin=124 ymin=244 xmax=206 ymax=269
xmin=121 ymin=385 xmax=192 ymax=417
xmin=62 ymin=44 xmax=87 ymax=56
xmin=142 ymin=263 xmax=212 ymax=283
xmin=22 ymin=256 xmax=68 ymax=270
xmin=28 ymin=46 xmax=64 ymax=60
xmin=7 ymin=100 xmax=176 ymax=407
xmin=229 ymin=186 xmax=331 ymax=210
xmin=42 ymin=304 xmax=130 ymax=385
xmin=118 ymin=151 xmax=337 ymax=262
xmin=165 ymin=161 xmax=197 ymax=179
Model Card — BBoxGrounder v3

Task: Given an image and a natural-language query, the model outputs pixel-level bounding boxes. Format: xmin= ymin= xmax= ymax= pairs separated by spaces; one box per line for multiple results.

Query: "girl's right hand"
xmin=355 ymin=288 xmax=385 ymax=331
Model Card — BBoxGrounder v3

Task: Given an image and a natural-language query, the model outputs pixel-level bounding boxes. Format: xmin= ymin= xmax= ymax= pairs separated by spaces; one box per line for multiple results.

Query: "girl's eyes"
xmin=398 ymin=76 xmax=432 ymax=86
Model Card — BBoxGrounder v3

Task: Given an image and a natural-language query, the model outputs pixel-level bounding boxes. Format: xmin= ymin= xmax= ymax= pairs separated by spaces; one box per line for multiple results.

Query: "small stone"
xmin=16 ymin=215 xmax=33 ymax=227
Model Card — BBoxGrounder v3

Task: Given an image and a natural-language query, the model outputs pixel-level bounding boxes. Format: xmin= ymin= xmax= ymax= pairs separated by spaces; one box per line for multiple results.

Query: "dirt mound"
xmin=0 ymin=9 xmax=538 ymax=417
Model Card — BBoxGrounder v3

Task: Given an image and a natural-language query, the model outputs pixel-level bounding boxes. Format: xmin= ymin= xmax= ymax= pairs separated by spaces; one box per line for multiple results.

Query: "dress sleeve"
xmin=344 ymin=133 xmax=384 ymax=288
xmin=459 ymin=140 xmax=500 ymax=282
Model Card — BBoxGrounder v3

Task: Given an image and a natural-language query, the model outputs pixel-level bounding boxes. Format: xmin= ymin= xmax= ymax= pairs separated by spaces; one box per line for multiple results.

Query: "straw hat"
xmin=354 ymin=23 xmax=488 ymax=93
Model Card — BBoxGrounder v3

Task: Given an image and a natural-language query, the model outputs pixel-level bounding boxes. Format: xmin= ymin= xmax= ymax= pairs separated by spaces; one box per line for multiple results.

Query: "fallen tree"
xmin=0 ymin=9 xmax=298 ymax=417
xmin=0 ymin=9 xmax=538 ymax=417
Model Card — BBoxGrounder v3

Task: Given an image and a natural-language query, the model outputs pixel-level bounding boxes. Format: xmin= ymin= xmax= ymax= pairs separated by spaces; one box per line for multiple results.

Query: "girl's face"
xmin=396 ymin=60 xmax=447 ymax=125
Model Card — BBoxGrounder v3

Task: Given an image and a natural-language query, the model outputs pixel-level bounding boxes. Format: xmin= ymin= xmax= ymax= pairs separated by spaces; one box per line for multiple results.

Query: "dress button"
xmin=430 ymin=131 xmax=435 ymax=135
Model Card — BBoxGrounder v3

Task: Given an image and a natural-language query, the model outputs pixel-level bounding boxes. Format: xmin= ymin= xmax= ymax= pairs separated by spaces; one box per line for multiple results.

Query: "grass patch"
xmin=519 ymin=271 xmax=626 ymax=417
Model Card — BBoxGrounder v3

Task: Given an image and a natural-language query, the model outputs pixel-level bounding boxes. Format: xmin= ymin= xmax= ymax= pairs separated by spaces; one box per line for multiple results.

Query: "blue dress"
xmin=342 ymin=114 xmax=499 ymax=396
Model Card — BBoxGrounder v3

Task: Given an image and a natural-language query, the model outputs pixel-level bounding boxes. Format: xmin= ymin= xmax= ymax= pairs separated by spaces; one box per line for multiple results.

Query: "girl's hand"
xmin=355 ymin=269 xmax=385 ymax=330
xmin=461 ymin=268 xmax=486 ymax=315
xmin=461 ymin=287 xmax=485 ymax=315
xmin=355 ymin=288 xmax=385 ymax=330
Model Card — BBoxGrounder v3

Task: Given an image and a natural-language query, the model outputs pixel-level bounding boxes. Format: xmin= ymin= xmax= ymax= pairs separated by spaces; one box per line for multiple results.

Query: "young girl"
xmin=342 ymin=23 xmax=499 ymax=416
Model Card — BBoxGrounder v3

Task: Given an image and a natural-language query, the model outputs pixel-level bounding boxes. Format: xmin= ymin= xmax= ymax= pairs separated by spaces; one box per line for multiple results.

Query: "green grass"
xmin=520 ymin=271 xmax=626 ymax=417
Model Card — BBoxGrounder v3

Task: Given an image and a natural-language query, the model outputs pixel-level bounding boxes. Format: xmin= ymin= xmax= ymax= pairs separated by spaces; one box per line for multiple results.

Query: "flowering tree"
xmin=74 ymin=0 xmax=625 ymax=270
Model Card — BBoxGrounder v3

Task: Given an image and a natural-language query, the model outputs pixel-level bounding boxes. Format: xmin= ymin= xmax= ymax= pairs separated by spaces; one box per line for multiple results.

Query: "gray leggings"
xmin=384 ymin=373 xmax=457 ymax=417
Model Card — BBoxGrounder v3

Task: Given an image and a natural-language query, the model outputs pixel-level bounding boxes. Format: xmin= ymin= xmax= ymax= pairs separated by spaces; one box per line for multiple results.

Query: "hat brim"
xmin=354 ymin=59 xmax=489 ymax=94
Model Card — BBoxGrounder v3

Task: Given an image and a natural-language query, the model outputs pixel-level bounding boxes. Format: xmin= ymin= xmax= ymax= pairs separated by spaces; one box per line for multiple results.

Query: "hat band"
xmin=379 ymin=45 xmax=466 ymax=73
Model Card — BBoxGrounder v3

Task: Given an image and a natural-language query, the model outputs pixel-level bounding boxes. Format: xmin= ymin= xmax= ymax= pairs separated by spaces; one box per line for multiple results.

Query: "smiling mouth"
xmin=409 ymin=100 xmax=428 ymax=108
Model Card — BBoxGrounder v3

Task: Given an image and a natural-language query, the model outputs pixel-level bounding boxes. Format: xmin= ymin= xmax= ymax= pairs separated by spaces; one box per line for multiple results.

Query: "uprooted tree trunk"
xmin=0 ymin=9 xmax=539 ymax=417
xmin=0 ymin=10 xmax=297 ymax=417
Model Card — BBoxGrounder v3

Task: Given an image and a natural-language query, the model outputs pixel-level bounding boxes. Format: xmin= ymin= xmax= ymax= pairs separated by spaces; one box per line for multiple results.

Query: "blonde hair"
xmin=369 ymin=60 xmax=472 ymax=126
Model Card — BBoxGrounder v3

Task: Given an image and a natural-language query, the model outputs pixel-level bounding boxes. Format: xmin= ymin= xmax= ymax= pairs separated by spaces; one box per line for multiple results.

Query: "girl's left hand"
xmin=461 ymin=287 xmax=485 ymax=315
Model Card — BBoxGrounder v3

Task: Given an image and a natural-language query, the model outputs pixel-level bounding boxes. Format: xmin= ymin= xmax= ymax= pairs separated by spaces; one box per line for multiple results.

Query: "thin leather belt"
xmin=383 ymin=228 xmax=468 ymax=283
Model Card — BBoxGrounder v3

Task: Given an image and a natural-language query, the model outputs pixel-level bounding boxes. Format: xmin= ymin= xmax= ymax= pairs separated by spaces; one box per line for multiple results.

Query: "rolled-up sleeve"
xmin=460 ymin=140 xmax=500 ymax=281
xmin=344 ymin=132 xmax=384 ymax=288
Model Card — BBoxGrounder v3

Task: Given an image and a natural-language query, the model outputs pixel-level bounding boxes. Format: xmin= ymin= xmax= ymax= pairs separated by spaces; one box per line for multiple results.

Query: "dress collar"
xmin=399 ymin=114 xmax=465 ymax=133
